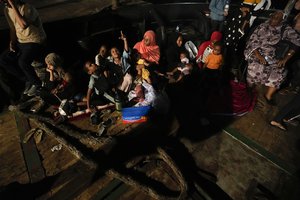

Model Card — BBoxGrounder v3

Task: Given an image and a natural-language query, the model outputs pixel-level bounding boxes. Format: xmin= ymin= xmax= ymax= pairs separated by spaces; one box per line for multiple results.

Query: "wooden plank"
xmin=14 ymin=112 xmax=46 ymax=183
xmin=224 ymin=127 xmax=297 ymax=175
xmin=91 ymin=179 xmax=124 ymax=200
xmin=105 ymin=183 xmax=129 ymax=200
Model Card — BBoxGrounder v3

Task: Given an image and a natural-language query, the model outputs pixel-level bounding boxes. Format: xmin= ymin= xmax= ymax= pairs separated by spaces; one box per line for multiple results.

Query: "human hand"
xmin=6 ymin=0 xmax=15 ymax=8
xmin=258 ymin=56 xmax=267 ymax=65
xmin=87 ymin=107 xmax=92 ymax=113
xmin=254 ymin=50 xmax=267 ymax=65
xmin=9 ymin=41 xmax=16 ymax=52
xmin=119 ymin=30 xmax=126 ymax=41
xmin=240 ymin=7 xmax=250 ymax=13
xmin=51 ymin=89 xmax=56 ymax=94
xmin=278 ymin=59 xmax=287 ymax=68
xmin=224 ymin=11 xmax=228 ymax=16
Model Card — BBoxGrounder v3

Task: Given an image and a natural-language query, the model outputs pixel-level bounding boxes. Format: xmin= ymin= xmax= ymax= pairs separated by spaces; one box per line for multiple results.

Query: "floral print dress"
xmin=244 ymin=21 xmax=300 ymax=88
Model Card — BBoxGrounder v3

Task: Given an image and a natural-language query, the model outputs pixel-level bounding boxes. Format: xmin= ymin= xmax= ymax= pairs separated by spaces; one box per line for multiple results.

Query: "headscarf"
xmin=196 ymin=31 xmax=222 ymax=60
xmin=166 ymin=32 xmax=184 ymax=68
xmin=210 ymin=31 xmax=223 ymax=42
xmin=133 ymin=30 xmax=160 ymax=64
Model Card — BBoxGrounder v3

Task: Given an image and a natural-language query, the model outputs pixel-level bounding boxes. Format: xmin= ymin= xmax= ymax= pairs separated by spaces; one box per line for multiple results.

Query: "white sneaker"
xmin=27 ymin=85 xmax=39 ymax=96
xmin=30 ymin=99 xmax=45 ymax=113
xmin=23 ymin=82 xmax=31 ymax=95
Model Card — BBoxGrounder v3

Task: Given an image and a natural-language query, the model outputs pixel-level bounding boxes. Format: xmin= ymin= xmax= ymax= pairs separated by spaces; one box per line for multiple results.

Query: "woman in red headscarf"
xmin=133 ymin=30 xmax=160 ymax=64
xmin=195 ymin=31 xmax=223 ymax=69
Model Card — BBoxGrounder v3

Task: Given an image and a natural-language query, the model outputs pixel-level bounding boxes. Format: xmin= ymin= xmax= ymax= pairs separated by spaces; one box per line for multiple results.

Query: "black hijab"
xmin=166 ymin=32 xmax=184 ymax=71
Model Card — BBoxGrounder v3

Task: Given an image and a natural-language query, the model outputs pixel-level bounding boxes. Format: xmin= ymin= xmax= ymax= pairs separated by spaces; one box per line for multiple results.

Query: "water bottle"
xmin=114 ymin=91 xmax=122 ymax=112
xmin=264 ymin=56 xmax=275 ymax=65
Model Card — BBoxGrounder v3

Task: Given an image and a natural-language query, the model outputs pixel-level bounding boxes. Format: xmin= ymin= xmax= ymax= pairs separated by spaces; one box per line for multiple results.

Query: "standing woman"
xmin=209 ymin=0 xmax=229 ymax=32
xmin=0 ymin=0 xmax=47 ymax=97
xmin=244 ymin=11 xmax=300 ymax=105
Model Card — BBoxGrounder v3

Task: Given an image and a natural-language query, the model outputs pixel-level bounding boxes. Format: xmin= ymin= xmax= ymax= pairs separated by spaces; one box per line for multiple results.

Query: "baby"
xmin=132 ymin=49 xmax=152 ymax=84
xmin=167 ymin=51 xmax=193 ymax=82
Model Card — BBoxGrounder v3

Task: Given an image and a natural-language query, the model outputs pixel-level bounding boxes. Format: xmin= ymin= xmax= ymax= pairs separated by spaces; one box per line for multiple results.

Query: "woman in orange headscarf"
xmin=133 ymin=30 xmax=160 ymax=64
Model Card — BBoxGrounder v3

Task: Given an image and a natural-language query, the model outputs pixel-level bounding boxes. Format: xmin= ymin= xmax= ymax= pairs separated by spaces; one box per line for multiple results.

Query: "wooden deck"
xmin=0 ymin=85 xmax=300 ymax=199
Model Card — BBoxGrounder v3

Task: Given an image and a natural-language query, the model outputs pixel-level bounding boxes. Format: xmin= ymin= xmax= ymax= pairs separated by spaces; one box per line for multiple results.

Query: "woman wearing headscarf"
xmin=133 ymin=30 xmax=160 ymax=65
xmin=165 ymin=32 xmax=184 ymax=71
xmin=244 ymin=11 xmax=300 ymax=105
xmin=196 ymin=31 xmax=223 ymax=69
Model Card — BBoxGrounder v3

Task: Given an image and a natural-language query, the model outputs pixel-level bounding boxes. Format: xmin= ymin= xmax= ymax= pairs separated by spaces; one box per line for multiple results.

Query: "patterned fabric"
xmin=244 ymin=21 xmax=300 ymax=88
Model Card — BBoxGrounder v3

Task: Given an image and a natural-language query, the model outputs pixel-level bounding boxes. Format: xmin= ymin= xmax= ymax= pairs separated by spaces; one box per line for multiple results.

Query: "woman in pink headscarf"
xmin=133 ymin=30 xmax=160 ymax=64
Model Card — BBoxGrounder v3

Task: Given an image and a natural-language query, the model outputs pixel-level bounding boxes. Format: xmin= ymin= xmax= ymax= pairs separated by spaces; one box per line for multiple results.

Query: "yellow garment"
xmin=141 ymin=68 xmax=150 ymax=81
xmin=137 ymin=59 xmax=150 ymax=80
xmin=243 ymin=0 xmax=261 ymax=4
xmin=137 ymin=59 xmax=145 ymax=65
xmin=5 ymin=3 xmax=46 ymax=44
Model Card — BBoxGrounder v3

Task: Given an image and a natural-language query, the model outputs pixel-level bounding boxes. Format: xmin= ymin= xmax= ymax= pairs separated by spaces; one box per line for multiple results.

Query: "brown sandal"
xmin=270 ymin=121 xmax=287 ymax=131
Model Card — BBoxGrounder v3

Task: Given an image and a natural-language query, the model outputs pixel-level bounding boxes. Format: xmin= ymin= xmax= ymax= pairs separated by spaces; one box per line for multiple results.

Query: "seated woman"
xmin=244 ymin=11 xmax=300 ymax=105
xmin=106 ymin=31 xmax=133 ymax=93
xmin=25 ymin=53 xmax=76 ymax=113
xmin=165 ymin=32 xmax=184 ymax=72
xmin=39 ymin=53 xmax=76 ymax=106
xmin=133 ymin=30 xmax=160 ymax=65
xmin=195 ymin=31 xmax=223 ymax=69
xmin=166 ymin=51 xmax=193 ymax=83
xmin=43 ymin=53 xmax=64 ymax=91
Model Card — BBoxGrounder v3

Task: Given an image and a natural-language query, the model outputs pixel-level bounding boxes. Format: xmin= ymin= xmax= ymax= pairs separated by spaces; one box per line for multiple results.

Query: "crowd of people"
xmin=0 ymin=0 xmax=300 ymax=130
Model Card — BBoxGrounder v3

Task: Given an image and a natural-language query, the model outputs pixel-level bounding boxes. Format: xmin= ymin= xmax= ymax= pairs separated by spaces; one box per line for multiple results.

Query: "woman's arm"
xmin=7 ymin=0 xmax=29 ymax=29
xmin=46 ymin=68 xmax=54 ymax=82
xmin=120 ymin=31 xmax=128 ymax=52
xmin=278 ymin=49 xmax=295 ymax=67
xmin=254 ymin=49 xmax=267 ymax=65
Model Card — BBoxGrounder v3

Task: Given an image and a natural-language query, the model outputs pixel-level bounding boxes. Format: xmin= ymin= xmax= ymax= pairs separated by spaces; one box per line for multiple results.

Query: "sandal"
xmin=270 ymin=121 xmax=287 ymax=131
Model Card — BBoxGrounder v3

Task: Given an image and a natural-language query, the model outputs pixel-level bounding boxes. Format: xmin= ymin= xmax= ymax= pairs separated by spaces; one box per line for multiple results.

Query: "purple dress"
xmin=244 ymin=21 xmax=300 ymax=88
